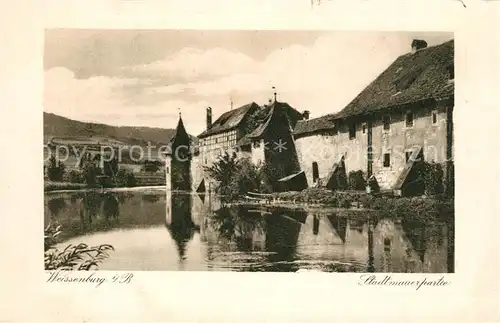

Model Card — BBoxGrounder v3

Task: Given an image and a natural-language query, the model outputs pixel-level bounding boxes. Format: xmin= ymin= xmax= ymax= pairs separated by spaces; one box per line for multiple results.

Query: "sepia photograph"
xmin=43 ymin=30 xmax=455 ymax=273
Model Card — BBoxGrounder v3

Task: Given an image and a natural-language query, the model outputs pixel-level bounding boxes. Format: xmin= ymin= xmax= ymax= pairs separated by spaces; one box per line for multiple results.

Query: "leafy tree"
xmin=258 ymin=162 xmax=282 ymax=193
xmin=47 ymin=155 xmax=66 ymax=181
xmin=204 ymin=152 xmax=240 ymax=198
xmin=103 ymin=157 xmax=119 ymax=179
xmin=65 ymin=170 xmax=84 ymax=183
xmin=231 ymin=158 xmax=262 ymax=196
xmin=204 ymin=153 xmax=281 ymax=198
xmin=348 ymin=170 xmax=366 ymax=191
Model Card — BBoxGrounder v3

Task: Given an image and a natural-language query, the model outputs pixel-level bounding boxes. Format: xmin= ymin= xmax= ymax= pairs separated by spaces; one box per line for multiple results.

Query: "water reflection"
xmin=44 ymin=190 xmax=454 ymax=272
xmin=165 ymin=194 xmax=199 ymax=261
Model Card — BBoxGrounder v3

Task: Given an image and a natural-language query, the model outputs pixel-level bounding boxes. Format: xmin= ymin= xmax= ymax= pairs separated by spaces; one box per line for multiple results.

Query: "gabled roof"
xmin=293 ymin=113 xmax=339 ymax=137
xmin=198 ymin=102 xmax=260 ymax=138
xmin=338 ymin=39 xmax=454 ymax=119
xmin=248 ymin=101 xmax=302 ymax=139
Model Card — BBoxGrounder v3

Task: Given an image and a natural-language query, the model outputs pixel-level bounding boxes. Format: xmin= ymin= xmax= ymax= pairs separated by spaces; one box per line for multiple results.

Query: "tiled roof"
xmin=292 ymin=113 xmax=339 ymax=136
xmin=236 ymin=134 xmax=252 ymax=147
xmin=198 ymin=102 xmax=259 ymax=138
xmin=248 ymin=101 xmax=302 ymax=139
xmin=338 ymin=39 xmax=454 ymax=118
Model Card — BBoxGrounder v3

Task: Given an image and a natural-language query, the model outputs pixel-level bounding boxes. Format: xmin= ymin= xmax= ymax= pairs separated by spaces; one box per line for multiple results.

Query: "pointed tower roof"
xmin=171 ymin=115 xmax=190 ymax=145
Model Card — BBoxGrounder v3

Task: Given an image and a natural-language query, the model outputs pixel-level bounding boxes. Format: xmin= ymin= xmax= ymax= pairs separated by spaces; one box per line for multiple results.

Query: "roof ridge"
xmin=397 ymin=38 xmax=454 ymax=59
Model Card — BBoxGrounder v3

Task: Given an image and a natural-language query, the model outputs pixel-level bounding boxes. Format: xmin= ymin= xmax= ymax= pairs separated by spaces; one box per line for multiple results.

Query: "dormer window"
xmin=394 ymin=67 xmax=423 ymax=92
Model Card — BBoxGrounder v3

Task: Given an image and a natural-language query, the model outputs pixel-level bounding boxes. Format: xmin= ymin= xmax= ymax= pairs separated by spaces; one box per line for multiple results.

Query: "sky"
xmin=44 ymin=30 xmax=453 ymax=135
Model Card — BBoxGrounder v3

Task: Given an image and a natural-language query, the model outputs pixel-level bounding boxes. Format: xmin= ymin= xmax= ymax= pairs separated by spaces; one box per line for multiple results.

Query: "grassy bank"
xmin=44 ymin=181 xmax=167 ymax=192
xmin=270 ymin=188 xmax=453 ymax=221
xmin=44 ymin=181 xmax=88 ymax=192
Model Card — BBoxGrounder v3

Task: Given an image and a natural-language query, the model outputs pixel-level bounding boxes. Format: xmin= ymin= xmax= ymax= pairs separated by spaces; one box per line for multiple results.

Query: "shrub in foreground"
xmin=44 ymin=222 xmax=114 ymax=270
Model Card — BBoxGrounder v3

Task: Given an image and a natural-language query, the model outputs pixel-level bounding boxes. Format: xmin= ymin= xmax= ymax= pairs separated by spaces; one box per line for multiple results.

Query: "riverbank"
xmin=45 ymin=181 xmax=87 ymax=192
xmin=240 ymin=188 xmax=454 ymax=221
xmin=44 ymin=181 xmax=166 ymax=194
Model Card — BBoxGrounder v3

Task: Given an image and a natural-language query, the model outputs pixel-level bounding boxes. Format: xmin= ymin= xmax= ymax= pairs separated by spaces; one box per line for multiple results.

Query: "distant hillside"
xmin=43 ymin=112 xmax=197 ymax=147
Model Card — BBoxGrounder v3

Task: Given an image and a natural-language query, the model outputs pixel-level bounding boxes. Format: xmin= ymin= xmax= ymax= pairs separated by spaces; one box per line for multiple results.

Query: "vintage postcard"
xmin=44 ymin=30 xmax=454 ymax=273
xmin=1 ymin=0 xmax=499 ymax=322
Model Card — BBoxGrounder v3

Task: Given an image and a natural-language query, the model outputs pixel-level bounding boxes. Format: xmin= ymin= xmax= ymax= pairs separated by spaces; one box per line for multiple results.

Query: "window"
xmin=405 ymin=112 xmax=414 ymax=128
xmin=383 ymin=153 xmax=391 ymax=167
xmin=362 ymin=123 xmax=366 ymax=134
xmin=312 ymin=162 xmax=319 ymax=182
xmin=432 ymin=110 xmax=438 ymax=125
xmin=383 ymin=115 xmax=391 ymax=131
xmin=405 ymin=151 xmax=411 ymax=163
xmin=349 ymin=123 xmax=356 ymax=139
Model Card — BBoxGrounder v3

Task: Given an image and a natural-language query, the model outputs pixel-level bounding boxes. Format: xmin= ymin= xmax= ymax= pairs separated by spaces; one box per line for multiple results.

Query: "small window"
xmin=253 ymin=141 xmax=261 ymax=148
xmin=405 ymin=112 xmax=414 ymax=128
xmin=383 ymin=115 xmax=391 ymax=131
xmin=312 ymin=162 xmax=319 ymax=182
xmin=432 ymin=111 xmax=438 ymax=124
xmin=349 ymin=123 xmax=356 ymax=139
xmin=405 ymin=151 xmax=411 ymax=163
xmin=383 ymin=153 xmax=391 ymax=168
xmin=362 ymin=124 xmax=366 ymax=134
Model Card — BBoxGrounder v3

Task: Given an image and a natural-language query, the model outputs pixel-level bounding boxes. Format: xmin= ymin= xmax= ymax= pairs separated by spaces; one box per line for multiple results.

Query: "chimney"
xmin=302 ymin=110 xmax=310 ymax=120
xmin=411 ymin=39 xmax=427 ymax=53
xmin=206 ymin=107 xmax=212 ymax=130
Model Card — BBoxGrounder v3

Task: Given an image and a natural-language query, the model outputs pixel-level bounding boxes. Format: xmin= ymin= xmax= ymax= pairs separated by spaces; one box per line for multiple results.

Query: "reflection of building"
xmin=165 ymin=192 xmax=199 ymax=261
xmin=372 ymin=218 xmax=451 ymax=273
xmin=195 ymin=201 xmax=453 ymax=272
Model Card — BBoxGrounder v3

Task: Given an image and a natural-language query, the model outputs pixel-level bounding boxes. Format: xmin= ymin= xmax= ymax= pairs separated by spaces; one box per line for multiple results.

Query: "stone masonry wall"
xmin=295 ymin=99 xmax=452 ymax=190
xmin=370 ymin=101 xmax=450 ymax=189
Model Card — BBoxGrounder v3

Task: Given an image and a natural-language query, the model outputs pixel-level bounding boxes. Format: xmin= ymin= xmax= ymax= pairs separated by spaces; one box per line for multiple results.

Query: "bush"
xmin=348 ymin=170 xmax=366 ymax=191
xmin=64 ymin=170 xmax=84 ymax=183
xmin=231 ymin=158 xmax=262 ymax=196
xmin=423 ymin=162 xmax=444 ymax=196
xmin=44 ymin=222 xmax=114 ymax=270
xmin=115 ymin=169 xmax=137 ymax=187
xmin=47 ymin=155 xmax=66 ymax=181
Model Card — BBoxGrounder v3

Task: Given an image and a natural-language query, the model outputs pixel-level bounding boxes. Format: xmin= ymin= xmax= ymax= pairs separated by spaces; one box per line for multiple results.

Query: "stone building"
xmin=293 ymin=39 xmax=454 ymax=195
xmin=189 ymin=97 xmax=306 ymax=193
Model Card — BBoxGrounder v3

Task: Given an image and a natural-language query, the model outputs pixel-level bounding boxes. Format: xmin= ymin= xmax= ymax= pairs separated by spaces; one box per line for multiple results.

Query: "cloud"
xmin=44 ymin=67 xmax=209 ymax=134
xmin=141 ymin=32 xmax=414 ymax=119
xmin=127 ymin=47 xmax=257 ymax=80
xmin=46 ymin=32 xmax=453 ymax=135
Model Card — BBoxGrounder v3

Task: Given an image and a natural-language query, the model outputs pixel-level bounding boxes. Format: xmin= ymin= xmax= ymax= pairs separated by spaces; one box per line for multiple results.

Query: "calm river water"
xmin=44 ymin=189 xmax=454 ymax=272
